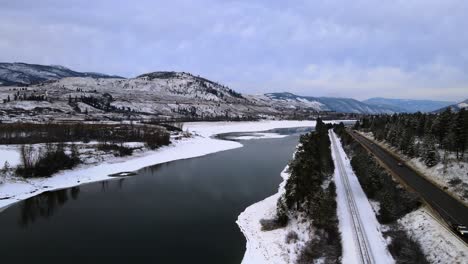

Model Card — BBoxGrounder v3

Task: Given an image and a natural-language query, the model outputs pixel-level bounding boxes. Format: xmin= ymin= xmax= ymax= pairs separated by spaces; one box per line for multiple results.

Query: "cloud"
xmin=0 ymin=0 xmax=467 ymax=101
xmin=293 ymin=62 xmax=467 ymax=101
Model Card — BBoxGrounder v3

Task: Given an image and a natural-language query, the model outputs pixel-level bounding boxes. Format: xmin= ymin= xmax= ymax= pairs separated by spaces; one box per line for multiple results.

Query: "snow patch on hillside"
xmin=458 ymin=102 xmax=468 ymax=108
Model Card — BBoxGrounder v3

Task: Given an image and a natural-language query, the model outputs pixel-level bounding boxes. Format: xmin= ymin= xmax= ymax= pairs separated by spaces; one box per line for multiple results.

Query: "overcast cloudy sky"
xmin=1 ymin=0 xmax=467 ymax=101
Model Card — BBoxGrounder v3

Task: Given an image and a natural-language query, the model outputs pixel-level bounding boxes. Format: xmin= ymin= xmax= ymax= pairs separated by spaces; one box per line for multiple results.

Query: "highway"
xmin=349 ymin=130 xmax=468 ymax=243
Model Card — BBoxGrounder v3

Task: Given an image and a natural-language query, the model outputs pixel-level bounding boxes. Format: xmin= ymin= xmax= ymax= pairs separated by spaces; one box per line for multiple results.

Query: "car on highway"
xmin=453 ymin=224 xmax=468 ymax=237
xmin=397 ymin=162 xmax=403 ymax=167
xmin=451 ymin=224 xmax=468 ymax=237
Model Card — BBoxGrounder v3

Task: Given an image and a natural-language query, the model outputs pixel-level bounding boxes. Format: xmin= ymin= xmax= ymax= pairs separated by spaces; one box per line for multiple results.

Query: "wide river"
xmin=0 ymin=128 xmax=310 ymax=263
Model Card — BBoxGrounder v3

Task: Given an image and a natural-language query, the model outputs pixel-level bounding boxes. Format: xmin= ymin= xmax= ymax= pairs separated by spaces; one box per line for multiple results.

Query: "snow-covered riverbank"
xmin=0 ymin=120 xmax=321 ymax=212
xmin=237 ymin=165 xmax=312 ymax=264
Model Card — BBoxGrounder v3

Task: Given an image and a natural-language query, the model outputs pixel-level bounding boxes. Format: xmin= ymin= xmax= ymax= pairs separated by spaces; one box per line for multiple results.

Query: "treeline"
xmin=356 ymin=108 xmax=468 ymax=166
xmin=262 ymin=119 xmax=341 ymax=263
xmin=79 ymin=95 xmax=137 ymax=113
xmin=334 ymin=123 xmax=428 ymax=263
xmin=143 ymin=115 xmax=259 ymax=123
xmin=0 ymin=123 xmax=170 ymax=149
xmin=2 ymin=90 xmax=48 ymax=103
xmin=16 ymin=143 xmax=81 ymax=178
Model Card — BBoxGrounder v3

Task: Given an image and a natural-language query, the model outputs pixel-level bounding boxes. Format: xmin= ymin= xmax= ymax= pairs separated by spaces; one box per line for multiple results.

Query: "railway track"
xmin=330 ymin=131 xmax=375 ymax=264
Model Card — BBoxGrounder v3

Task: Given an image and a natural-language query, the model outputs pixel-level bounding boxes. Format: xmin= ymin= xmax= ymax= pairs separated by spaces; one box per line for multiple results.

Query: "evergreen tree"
xmin=453 ymin=108 xmax=467 ymax=159
xmin=423 ymin=135 xmax=439 ymax=167
xmin=431 ymin=108 xmax=452 ymax=145
xmin=353 ymin=120 xmax=361 ymax=130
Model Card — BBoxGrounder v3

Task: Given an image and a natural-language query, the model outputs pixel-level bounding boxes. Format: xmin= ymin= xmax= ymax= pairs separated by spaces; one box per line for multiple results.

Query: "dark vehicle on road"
xmin=452 ymin=224 xmax=468 ymax=237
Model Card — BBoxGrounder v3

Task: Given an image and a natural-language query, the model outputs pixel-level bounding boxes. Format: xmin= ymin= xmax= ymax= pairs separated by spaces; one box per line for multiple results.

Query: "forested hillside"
xmin=356 ymin=108 xmax=468 ymax=165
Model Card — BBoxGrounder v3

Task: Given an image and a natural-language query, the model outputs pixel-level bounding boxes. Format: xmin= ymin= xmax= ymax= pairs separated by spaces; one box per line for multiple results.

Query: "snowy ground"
xmin=359 ymin=132 xmax=468 ymax=205
xmin=0 ymin=120 xmax=324 ymax=212
xmin=237 ymin=167 xmax=312 ymax=264
xmin=399 ymin=207 xmax=468 ymax=264
xmin=330 ymin=130 xmax=394 ymax=264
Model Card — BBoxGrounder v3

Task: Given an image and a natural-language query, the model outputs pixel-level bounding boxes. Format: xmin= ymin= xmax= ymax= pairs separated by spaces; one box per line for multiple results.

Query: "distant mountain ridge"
xmin=0 ymin=62 xmax=123 ymax=86
xmin=363 ymin=97 xmax=455 ymax=113
xmin=264 ymin=92 xmax=396 ymax=114
xmin=0 ymin=62 xmax=441 ymax=120
xmin=434 ymin=99 xmax=468 ymax=112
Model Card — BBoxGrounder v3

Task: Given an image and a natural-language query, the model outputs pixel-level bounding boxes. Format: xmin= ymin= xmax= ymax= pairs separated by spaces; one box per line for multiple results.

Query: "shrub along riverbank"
xmin=6 ymin=122 xmax=171 ymax=178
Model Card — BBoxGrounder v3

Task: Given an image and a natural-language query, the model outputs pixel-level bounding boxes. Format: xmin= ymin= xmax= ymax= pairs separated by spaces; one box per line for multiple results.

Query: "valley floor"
xmin=0 ymin=120 xmax=319 ymax=212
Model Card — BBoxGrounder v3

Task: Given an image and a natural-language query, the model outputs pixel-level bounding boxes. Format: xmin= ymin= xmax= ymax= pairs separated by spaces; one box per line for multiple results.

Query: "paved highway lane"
xmin=349 ymin=131 xmax=468 ymax=243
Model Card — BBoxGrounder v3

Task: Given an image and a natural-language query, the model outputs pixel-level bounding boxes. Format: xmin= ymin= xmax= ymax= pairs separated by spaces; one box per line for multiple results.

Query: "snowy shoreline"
xmin=236 ymin=165 xmax=312 ymax=264
xmin=0 ymin=120 xmax=324 ymax=212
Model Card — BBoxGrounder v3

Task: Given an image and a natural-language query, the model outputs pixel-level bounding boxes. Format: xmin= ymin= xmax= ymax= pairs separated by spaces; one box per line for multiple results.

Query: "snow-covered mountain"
xmin=363 ymin=97 xmax=455 ymax=113
xmin=0 ymin=65 xmax=398 ymax=121
xmin=0 ymin=62 xmax=123 ymax=86
xmin=434 ymin=99 xmax=468 ymax=112
xmin=0 ymin=71 xmax=280 ymax=121
xmin=263 ymin=92 xmax=396 ymax=114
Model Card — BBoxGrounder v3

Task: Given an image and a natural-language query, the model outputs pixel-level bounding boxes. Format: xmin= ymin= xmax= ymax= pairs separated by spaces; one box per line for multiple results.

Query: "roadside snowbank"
xmin=237 ymin=167 xmax=311 ymax=264
xmin=399 ymin=207 xmax=468 ymax=263
xmin=0 ymin=120 xmax=319 ymax=212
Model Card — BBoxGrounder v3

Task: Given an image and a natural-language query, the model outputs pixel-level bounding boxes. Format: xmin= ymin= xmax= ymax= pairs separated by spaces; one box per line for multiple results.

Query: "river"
xmin=0 ymin=128 xmax=310 ymax=263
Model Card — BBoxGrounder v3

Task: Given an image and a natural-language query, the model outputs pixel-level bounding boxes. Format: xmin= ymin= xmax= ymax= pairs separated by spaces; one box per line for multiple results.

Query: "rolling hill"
xmin=0 ymin=63 xmax=402 ymax=121
xmin=0 ymin=62 xmax=123 ymax=86
xmin=434 ymin=99 xmax=468 ymax=112
xmin=363 ymin=97 xmax=455 ymax=113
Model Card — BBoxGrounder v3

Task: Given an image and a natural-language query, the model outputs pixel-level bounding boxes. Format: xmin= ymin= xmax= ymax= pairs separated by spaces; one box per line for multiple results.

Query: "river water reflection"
xmin=0 ymin=128 xmax=311 ymax=263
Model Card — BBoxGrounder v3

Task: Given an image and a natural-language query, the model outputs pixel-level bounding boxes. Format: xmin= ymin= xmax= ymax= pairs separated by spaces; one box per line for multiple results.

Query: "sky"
xmin=1 ymin=0 xmax=467 ymax=101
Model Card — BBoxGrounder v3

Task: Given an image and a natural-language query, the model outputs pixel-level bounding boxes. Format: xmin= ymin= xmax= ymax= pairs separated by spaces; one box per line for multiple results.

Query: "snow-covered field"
xmin=399 ymin=207 xmax=468 ymax=264
xmin=237 ymin=166 xmax=311 ymax=264
xmin=330 ymin=131 xmax=394 ymax=264
xmin=0 ymin=120 xmax=321 ymax=212
xmin=359 ymin=132 xmax=468 ymax=205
